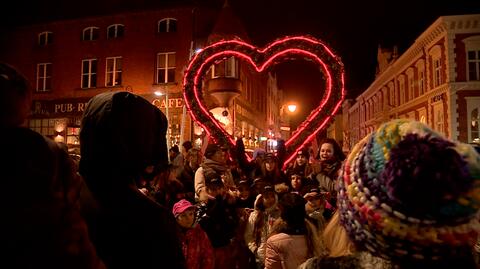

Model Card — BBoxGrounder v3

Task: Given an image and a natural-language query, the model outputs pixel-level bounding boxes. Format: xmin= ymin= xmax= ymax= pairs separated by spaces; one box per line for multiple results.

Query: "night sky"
xmin=2 ymin=0 xmax=479 ymax=127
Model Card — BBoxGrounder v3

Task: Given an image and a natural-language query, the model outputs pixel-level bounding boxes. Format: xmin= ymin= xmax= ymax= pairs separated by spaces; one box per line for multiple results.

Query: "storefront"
xmin=28 ymin=98 xmax=90 ymax=148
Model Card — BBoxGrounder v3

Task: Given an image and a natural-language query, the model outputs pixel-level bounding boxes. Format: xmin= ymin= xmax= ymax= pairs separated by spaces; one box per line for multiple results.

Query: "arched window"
xmin=429 ymin=45 xmax=443 ymax=88
xmin=415 ymin=59 xmax=426 ymax=96
xmin=83 ymin=27 xmax=99 ymax=41
xmin=38 ymin=31 xmax=53 ymax=46
xmin=107 ymin=24 xmax=124 ymax=39
xmin=471 ymin=108 xmax=479 ymax=142
xmin=158 ymin=18 xmax=177 ymax=33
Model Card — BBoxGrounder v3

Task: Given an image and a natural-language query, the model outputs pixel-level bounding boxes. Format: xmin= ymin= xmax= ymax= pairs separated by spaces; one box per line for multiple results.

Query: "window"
xmin=408 ymin=77 xmax=415 ymax=100
xmin=83 ymin=27 xmax=99 ymax=41
xmin=38 ymin=31 xmax=53 ymax=46
xmin=471 ymin=108 xmax=479 ymax=143
xmin=467 ymin=97 xmax=480 ymax=143
xmin=156 ymin=52 xmax=176 ymax=83
xmin=433 ymin=103 xmax=445 ymax=134
xmin=67 ymin=127 xmax=80 ymax=145
xmin=419 ymin=70 xmax=425 ymax=95
xmin=389 ymin=87 xmax=395 ymax=107
xmin=212 ymin=57 xmax=238 ymax=78
xmin=158 ymin=18 xmax=177 ymax=33
xmin=107 ymin=24 xmax=124 ymax=39
xmin=433 ymin=58 xmax=442 ymax=87
xmin=105 ymin=57 xmax=122 ymax=86
xmin=398 ymin=77 xmax=405 ymax=105
xmin=467 ymin=50 xmax=480 ymax=81
xmin=29 ymin=119 xmax=56 ymax=136
xmin=36 ymin=63 xmax=52 ymax=92
xmin=81 ymin=59 xmax=97 ymax=88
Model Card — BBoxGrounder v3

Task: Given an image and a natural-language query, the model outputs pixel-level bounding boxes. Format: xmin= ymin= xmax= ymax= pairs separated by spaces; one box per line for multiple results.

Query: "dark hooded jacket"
xmin=79 ymin=92 xmax=185 ymax=269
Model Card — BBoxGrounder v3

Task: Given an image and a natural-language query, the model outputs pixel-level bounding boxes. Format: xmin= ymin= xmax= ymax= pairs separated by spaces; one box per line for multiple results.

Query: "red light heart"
xmin=183 ymin=36 xmax=345 ymax=168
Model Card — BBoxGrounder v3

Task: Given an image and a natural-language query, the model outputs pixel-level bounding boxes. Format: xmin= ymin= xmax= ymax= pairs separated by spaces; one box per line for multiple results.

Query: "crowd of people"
xmin=3 ymin=60 xmax=480 ymax=269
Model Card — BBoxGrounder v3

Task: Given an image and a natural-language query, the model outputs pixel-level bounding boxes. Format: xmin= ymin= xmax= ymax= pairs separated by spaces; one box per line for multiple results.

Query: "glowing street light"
xmin=287 ymin=104 xmax=297 ymax=113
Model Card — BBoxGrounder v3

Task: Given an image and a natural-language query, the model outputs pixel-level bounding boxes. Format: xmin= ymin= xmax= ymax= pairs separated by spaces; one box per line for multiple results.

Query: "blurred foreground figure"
xmin=301 ymin=119 xmax=480 ymax=269
xmin=1 ymin=62 xmax=104 ymax=269
xmin=79 ymin=92 xmax=185 ymax=269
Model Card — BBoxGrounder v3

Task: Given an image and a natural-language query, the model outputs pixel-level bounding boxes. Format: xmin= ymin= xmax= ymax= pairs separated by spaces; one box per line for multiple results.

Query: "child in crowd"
xmin=173 ymin=199 xmax=215 ymax=269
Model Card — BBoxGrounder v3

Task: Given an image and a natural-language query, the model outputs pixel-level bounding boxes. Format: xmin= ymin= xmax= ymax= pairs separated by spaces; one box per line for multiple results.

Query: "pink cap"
xmin=172 ymin=199 xmax=196 ymax=218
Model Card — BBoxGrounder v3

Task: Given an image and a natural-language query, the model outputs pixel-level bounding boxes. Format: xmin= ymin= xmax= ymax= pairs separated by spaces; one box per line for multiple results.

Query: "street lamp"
xmin=280 ymin=103 xmax=298 ymax=140
xmin=287 ymin=104 xmax=297 ymax=113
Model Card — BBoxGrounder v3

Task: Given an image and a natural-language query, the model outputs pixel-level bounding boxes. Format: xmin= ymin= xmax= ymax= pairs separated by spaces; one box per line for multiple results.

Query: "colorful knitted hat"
xmin=338 ymin=119 xmax=480 ymax=261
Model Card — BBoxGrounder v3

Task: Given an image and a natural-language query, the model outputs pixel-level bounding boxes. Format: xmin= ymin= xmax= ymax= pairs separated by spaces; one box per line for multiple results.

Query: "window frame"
xmin=36 ymin=63 xmax=52 ymax=92
xmin=463 ymin=36 xmax=480 ymax=81
xmin=466 ymin=97 xmax=480 ymax=143
xmin=81 ymin=59 xmax=98 ymax=89
xmin=82 ymin=26 xmax=99 ymax=41
xmin=156 ymin=52 xmax=176 ymax=84
xmin=467 ymin=50 xmax=480 ymax=81
xmin=105 ymin=56 xmax=122 ymax=87
xmin=38 ymin=31 xmax=53 ymax=46
xmin=107 ymin=24 xmax=125 ymax=39
xmin=433 ymin=58 xmax=442 ymax=87
xmin=212 ymin=57 xmax=239 ymax=78
xmin=158 ymin=18 xmax=177 ymax=33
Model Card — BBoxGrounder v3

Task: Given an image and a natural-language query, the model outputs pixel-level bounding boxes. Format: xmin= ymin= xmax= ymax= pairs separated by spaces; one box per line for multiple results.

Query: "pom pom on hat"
xmin=338 ymin=119 xmax=480 ymax=261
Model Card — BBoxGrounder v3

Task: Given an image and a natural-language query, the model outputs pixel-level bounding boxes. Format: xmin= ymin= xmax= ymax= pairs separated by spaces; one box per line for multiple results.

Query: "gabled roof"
xmin=207 ymin=0 xmax=250 ymax=44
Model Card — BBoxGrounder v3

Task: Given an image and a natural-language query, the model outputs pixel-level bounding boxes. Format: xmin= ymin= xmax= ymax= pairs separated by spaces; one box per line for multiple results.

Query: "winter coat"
xmin=264 ymin=233 xmax=311 ymax=269
xmin=244 ymin=194 xmax=281 ymax=264
xmin=179 ymin=225 xmax=215 ymax=269
xmin=79 ymin=92 xmax=185 ymax=269
xmin=197 ymin=195 xmax=239 ymax=248
xmin=264 ymin=219 xmax=324 ymax=269
xmin=194 ymin=159 xmax=234 ymax=200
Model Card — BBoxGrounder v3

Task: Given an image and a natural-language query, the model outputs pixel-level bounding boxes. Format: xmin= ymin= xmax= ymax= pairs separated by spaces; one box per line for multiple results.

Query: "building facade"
xmin=342 ymin=14 xmax=480 ymax=151
xmin=0 ymin=3 xmax=281 ymax=151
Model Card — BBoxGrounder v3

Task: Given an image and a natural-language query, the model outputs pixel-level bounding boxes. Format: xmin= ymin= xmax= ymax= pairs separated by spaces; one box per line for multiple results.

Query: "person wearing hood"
xmin=1 ymin=62 xmax=105 ymax=269
xmin=244 ymin=185 xmax=281 ymax=268
xmin=194 ymin=143 xmax=235 ymax=202
xmin=79 ymin=91 xmax=185 ymax=269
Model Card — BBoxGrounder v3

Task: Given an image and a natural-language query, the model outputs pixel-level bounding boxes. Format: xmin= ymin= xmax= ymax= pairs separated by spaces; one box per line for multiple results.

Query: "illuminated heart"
xmin=183 ymin=36 xmax=345 ymax=168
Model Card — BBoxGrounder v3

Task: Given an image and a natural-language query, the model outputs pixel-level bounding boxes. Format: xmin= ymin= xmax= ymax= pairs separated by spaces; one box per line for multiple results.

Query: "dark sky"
xmin=2 ymin=0 xmax=480 ymax=127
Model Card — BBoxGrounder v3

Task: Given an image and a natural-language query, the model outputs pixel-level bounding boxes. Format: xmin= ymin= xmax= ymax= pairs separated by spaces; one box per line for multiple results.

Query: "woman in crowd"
xmin=195 ymin=143 xmax=235 ymax=202
xmin=314 ymin=138 xmax=345 ymax=216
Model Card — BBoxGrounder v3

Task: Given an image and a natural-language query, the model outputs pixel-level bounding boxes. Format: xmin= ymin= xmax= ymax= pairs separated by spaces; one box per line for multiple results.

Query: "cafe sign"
xmin=152 ymin=98 xmax=184 ymax=109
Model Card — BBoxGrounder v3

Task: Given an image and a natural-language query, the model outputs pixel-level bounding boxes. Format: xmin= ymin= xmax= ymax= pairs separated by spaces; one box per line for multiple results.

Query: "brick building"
xmin=0 ymin=2 xmax=282 ymax=151
xmin=341 ymin=14 xmax=480 ymax=151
